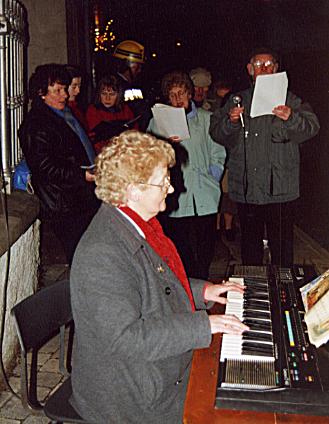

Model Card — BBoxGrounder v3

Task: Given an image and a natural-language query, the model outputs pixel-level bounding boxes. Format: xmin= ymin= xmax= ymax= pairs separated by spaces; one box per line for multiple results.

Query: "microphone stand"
xmin=232 ymin=95 xmax=248 ymax=201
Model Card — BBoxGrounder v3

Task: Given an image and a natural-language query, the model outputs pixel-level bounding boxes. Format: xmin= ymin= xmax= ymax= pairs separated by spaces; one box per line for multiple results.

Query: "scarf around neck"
xmin=49 ymin=105 xmax=95 ymax=165
xmin=119 ymin=206 xmax=196 ymax=311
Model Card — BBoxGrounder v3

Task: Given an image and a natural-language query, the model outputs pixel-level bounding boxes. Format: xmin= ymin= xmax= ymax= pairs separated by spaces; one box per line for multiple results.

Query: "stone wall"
xmin=0 ymin=221 xmax=40 ymax=379
xmin=0 ymin=191 xmax=40 ymax=386
xmin=22 ymin=0 xmax=67 ymax=77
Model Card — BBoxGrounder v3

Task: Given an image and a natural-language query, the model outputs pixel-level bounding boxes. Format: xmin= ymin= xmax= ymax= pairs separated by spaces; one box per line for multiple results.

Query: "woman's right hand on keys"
xmin=209 ymin=314 xmax=249 ymax=335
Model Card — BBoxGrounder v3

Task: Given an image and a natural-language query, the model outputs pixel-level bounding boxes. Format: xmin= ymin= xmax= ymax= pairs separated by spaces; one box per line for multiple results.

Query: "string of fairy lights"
xmin=93 ymin=5 xmax=116 ymax=52
xmin=93 ymin=4 xmax=183 ymax=58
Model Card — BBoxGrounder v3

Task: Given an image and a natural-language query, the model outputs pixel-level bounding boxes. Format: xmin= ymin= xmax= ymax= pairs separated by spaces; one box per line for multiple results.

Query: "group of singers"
xmin=20 ymin=44 xmax=319 ymax=422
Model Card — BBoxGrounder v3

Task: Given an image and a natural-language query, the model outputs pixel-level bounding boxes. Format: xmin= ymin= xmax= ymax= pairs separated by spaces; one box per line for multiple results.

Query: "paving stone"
xmin=41 ymin=337 xmax=60 ymax=354
xmin=0 ymin=395 xmax=30 ymax=419
xmin=7 ymin=377 xmax=20 ymax=393
xmin=50 ymin=349 xmax=60 ymax=360
xmin=47 ymin=380 xmax=62 ymax=398
xmin=0 ymin=387 xmax=52 ymax=420
xmin=0 ymin=418 xmax=21 ymax=424
xmin=26 ymin=352 xmax=52 ymax=367
xmin=0 ymin=391 xmax=12 ymax=408
xmin=37 ymin=372 xmax=62 ymax=389
xmin=37 ymin=386 xmax=52 ymax=403
xmin=22 ymin=415 xmax=49 ymax=424
xmin=39 ymin=358 xmax=62 ymax=373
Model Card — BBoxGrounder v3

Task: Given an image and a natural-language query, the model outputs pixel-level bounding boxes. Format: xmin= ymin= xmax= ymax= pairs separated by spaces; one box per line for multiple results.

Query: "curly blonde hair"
xmin=95 ymin=130 xmax=175 ymax=205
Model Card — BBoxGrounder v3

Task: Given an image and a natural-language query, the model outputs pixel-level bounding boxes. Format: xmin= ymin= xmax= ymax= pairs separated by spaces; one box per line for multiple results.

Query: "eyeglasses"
xmin=168 ymin=90 xmax=188 ymax=100
xmin=101 ymin=91 xmax=117 ymax=97
xmin=138 ymin=175 xmax=171 ymax=192
xmin=252 ymin=60 xmax=276 ymax=69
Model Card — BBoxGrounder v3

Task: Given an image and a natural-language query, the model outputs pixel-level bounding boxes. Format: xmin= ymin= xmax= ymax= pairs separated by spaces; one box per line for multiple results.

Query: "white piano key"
xmin=227 ymin=291 xmax=244 ymax=302
xmin=220 ymin=275 xmax=275 ymax=363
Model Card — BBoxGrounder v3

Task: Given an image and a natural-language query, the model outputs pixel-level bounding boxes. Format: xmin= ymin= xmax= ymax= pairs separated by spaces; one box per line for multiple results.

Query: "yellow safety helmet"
xmin=113 ymin=40 xmax=145 ymax=64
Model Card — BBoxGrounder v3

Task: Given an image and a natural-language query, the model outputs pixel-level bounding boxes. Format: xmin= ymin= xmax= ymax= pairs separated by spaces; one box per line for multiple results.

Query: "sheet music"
xmin=300 ymin=269 xmax=329 ymax=347
xmin=151 ymin=103 xmax=190 ymax=140
xmin=250 ymin=72 xmax=288 ymax=118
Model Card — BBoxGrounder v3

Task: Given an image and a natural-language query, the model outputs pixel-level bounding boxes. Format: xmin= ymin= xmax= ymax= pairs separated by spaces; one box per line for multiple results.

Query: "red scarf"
xmin=119 ymin=206 xmax=196 ymax=311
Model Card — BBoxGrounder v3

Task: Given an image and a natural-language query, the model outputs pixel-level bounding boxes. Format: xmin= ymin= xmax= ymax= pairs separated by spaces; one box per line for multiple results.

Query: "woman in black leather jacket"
xmin=19 ymin=64 xmax=100 ymax=264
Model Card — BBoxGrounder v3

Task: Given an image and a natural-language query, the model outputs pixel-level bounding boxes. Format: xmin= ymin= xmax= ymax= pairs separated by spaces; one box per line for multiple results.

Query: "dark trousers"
xmin=237 ymin=201 xmax=295 ymax=267
xmin=162 ymin=214 xmax=217 ymax=280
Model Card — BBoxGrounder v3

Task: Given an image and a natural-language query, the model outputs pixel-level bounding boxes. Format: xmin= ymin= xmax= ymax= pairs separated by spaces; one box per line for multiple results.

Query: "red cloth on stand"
xmin=119 ymin=206 xmax=196 ymax=311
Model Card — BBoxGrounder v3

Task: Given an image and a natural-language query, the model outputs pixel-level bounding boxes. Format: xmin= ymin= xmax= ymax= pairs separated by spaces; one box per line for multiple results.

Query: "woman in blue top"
xmin=148 ymin=71 xmax=226 ymax=280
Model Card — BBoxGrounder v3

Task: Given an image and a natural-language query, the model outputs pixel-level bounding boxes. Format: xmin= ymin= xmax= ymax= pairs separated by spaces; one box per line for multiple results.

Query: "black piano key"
xmin=243 ymin=319 xmax=272 ymax=331
xmin=244 ymin=279 xmax=268 ymax=287
xmin=245 ymin=284 xmax=269 ymax=291
xmin=244 ymin=301 xmax=270 ymax=311
xmin=243 ymin=308 xmax=270 ymax=315
xmin=245 ymin=287 xmax=269 ymax=293
xmin=244 ymin=287 xmax=269 ymax=296
xmin=243 ymin=310 xmax=271 ymax=319
xmin=242 ymin=348 xmax=274 ymax=357
xmin=243 ymin=302 xmax=270 ymax=309
xmin=244 ymin=309 xmax=271 ymax=317
xmin=243 ymin=316 xmax=271 ymax=323
xmin=243 ymin=331 xmax=273 ymax=342
xmin=244 ymin=287 xmax=268 ymax=294
xmin=243 ymin=317 xmax=272 ymax=326
xmin=247 ymin=325 xmax=272 ymax=333
xmin=244 ymin=323 xmax=272 ymax=332
xmin=242 ymin=341 xmax=273 ymax=351
xmin=244 ymin=292 xmax=269 ymax=301
xmin=244 ymin=298 xmax=270 ymax=304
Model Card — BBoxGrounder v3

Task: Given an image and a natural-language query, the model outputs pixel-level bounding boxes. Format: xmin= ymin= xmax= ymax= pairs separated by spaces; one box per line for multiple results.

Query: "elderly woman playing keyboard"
xmin=69 ymin=130 xmax=248 ymax=424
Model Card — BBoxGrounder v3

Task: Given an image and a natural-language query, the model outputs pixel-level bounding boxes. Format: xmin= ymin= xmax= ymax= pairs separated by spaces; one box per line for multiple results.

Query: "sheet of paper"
xmin=305 ymin=291 xmax=329 ymax=347
xmin=250 ymin=72 xmax=288 ymax=118
xmin=300 ymin=269 xmax=329 ymax=347
xmin=300 ymin=269 xmax=329 ymax=312
xmin=151 ymin=103 xmax=190 ymax=140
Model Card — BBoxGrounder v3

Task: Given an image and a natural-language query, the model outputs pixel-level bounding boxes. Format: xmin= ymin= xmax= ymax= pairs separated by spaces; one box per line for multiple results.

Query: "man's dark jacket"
xmin=209 ymin=87 xmax=320 ymax=204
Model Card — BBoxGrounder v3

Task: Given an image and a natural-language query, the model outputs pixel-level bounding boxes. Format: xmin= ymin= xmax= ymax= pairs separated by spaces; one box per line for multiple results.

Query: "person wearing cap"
xmin=113 ymin=40 xmax=144 ymax=86
xmin=112 ymin=40 xmax=150 ymax=130
xmin=189 ymin=67 xmax=212 ymax=109
xmin=209 ymin=47 xmax=320 ymax=267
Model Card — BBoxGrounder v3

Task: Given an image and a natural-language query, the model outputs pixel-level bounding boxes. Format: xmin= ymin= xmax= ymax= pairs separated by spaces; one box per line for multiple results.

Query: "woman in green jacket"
xmin=148 ymin=71 xmax=226 ymax=279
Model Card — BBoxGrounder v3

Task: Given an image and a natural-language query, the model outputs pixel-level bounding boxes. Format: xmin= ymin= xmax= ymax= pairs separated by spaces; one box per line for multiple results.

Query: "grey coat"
xmin=209 ymin=87 xmax=320 ymax=204
xmin=70 ymin=204 xmax=212 ymax=423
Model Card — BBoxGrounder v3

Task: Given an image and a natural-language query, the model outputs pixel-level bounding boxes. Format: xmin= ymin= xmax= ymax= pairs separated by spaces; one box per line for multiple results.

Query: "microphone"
xmin=232 ymin=95 xmax=244 ymax=128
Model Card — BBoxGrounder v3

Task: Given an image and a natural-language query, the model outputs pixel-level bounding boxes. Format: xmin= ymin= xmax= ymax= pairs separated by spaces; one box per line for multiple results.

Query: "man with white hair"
xmin=209 ymin=47 xmax=320 ymax=267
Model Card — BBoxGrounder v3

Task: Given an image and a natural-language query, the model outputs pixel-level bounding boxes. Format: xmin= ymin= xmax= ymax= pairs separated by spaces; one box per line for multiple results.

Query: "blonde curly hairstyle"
xmin=95 ymin=130 xmax=175 ymax=205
